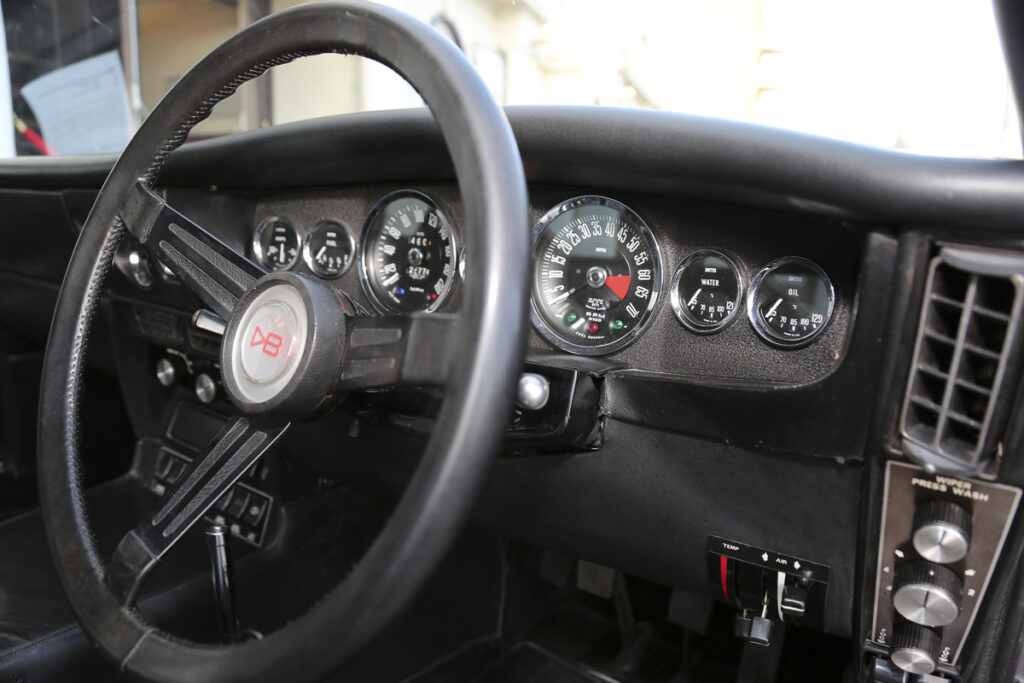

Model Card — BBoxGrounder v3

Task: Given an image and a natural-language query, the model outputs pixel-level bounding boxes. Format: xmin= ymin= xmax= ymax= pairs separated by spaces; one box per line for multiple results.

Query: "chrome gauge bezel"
xmin=358 ymin=189 xmax=459 ymax=314
xmin=252 ymin=215 xmax=300 ymax=271
xmin=302 ymin=219 xmax=356 ymax=279
xmin=670 ymin=250 xmax=744 ymax=334
xmin=747 ymin=256 xmax=835 ymax=348
xmin=529 ymin=195 xmax=663 ymax=356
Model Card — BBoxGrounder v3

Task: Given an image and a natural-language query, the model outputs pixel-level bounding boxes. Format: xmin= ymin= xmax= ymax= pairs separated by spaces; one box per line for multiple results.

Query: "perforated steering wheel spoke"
xmin=105 ymin=416 xmax=288 ymax=606
xmin=119 ymin=181 xmax=265 ymax=321
xmin=337 ymin=313 xmax=457 ymax=391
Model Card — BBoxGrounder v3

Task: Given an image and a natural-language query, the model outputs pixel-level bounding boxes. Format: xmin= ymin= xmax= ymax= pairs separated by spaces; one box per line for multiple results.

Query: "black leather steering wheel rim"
xmin=36 ymin=3 xmax=529 ymax=681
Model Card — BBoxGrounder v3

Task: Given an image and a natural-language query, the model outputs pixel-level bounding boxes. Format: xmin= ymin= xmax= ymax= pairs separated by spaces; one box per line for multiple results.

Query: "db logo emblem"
xmin=250 ymin=326 xmax=284 ymax=357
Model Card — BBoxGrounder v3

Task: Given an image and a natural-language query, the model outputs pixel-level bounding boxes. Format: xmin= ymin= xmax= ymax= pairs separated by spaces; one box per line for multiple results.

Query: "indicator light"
xmin=588 ymin=322 xmax=601 ymax=334
xmin=428 ymin=292 xmax=438 ymax=302
xmin=613 ymin=320 xmax=624 ymax=330
xmin=396 ymin=287 xmax=406 ymax=296
xmin=566 ymin=312 xmax=578 ymax=324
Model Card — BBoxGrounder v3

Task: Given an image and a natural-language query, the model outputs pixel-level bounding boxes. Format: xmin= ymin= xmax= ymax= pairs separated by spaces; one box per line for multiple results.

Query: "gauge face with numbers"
xmin=530 ymin=195 xmax=662 ymax=355
xmin=670 ymin=250 xmax=744 ymax=333
xmin=358 ymin=190 xmax=458 ymax=314
xmin=747 ymin=256 xmax=835 ymax=347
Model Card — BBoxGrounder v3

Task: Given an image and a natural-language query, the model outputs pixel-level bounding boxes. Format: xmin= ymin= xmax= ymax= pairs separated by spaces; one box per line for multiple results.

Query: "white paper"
xmin=21 ymin=50 xmax=132 ymax=156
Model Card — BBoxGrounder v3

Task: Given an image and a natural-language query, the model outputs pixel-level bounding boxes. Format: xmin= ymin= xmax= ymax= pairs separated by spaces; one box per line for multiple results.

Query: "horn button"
xmin=241 ymin=301 xmax=298 ymax=384
xmin=227 ymin=282 xmax=310 ymax=405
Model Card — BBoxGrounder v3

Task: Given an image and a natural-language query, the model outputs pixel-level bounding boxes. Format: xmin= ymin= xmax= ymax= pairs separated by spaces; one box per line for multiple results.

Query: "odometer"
xmin=359 ymin=190 xmax=458 ymax=314
xmin=531 ymin=196 xmax=662 ymax=355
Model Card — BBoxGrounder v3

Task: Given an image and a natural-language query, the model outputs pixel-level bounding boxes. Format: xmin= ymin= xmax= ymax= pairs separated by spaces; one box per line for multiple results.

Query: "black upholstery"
xmin=0 ymin=477 xmax=151 ymax=679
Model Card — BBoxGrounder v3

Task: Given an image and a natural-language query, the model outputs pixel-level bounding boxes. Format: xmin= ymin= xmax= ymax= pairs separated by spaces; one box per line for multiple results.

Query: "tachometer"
xmin=531 ymin=195 xmax=662 ymax=355
xmin=359 ymin=190 xmax=458 ymax=314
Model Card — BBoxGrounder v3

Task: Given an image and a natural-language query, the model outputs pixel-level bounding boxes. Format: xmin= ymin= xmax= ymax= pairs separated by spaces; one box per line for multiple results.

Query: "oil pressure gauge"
xmin=748 ymin=256 xmax=834 ymax=347
xmin=670 ymin=250 xmax=743 ymax=333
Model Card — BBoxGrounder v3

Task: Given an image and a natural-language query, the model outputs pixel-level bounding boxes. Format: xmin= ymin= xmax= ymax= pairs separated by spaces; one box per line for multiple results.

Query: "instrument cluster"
xmin=251 ymin=190 xmax=457 ymax=315
xmin=251 ymin=190 xmax=837 ymax=355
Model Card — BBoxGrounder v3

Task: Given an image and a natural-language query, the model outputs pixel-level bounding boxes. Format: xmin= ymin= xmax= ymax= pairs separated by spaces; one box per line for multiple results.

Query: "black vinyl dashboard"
xmin=3 ymin=106 xmax=1024 ymax=679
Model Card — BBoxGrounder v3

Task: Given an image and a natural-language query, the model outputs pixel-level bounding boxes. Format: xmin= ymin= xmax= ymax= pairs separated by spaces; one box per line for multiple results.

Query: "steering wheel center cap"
xmin=228 ymin=282 xmax=310 ymax=405
xmin=240 ymin=301 xmax=298 ymax=384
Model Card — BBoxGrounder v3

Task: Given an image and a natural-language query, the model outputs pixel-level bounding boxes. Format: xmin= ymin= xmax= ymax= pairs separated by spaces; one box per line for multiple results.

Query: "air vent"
xmin=901 ymin=247 xmax=1024 ymax=475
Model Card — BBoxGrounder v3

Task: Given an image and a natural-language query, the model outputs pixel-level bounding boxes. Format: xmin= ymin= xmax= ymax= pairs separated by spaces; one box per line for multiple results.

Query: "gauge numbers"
xmin=253 ymin=217 xmax=300 ymax=271
xmin=303 ymin=220 xmax=355 ymax=279
xmin=359 ymin=190 xmax=458 ymax=314
xmin=531 ymin=196 xmax=662 ymax=355
xmin=670 ymin=250 xmax=743 ymax=333
xmin=747 ymin=256 xmax=834 ymax=347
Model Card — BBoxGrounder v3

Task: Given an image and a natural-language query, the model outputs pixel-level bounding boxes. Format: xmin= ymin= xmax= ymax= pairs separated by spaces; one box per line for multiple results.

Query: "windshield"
xmin=1 ymin=0 xmax=1019 ymax=159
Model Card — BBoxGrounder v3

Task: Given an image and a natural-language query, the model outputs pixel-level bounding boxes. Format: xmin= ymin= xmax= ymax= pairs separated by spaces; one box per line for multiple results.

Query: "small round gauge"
xmin=748 ymin=256 xmax=835 ymax=347
xmin=253 ymin=216 xmax=300 ymax=271
xmin=531 ymin=195 xmax=662 ymax=355
xmin=302 ymin=220 xmax=355 ymax=279
xmin=359 ymin=190 xmax=458 ymax=314
xmin=670 ymin=250 xmax=743 ymax=333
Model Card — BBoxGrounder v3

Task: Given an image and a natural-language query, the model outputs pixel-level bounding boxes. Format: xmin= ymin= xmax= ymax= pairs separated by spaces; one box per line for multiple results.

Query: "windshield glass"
xmin=2 ymin=0 xmax=1019 ymax=159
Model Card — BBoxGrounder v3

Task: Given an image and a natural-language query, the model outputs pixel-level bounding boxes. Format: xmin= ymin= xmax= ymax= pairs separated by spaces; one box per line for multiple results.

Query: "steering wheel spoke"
xmin=337 ymin=313 xmax=457 ymax=391
xmin=105 ymin=416 xmax=287 ymax=606
xmin=119 ymin=181 xmax=264 ymax=321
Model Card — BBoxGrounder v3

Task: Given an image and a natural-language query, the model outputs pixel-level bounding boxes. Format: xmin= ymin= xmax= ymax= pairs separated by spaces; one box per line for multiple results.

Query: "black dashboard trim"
xmin=0 ymin=107 xmax=1021 ymax=232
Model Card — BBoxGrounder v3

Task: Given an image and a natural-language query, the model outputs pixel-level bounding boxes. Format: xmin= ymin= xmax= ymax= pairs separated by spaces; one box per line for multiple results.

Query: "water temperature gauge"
xmin=670 ymin=250 xmax=743 ymax=333
xmin=748 ymin=256 xmax=834 ymax=347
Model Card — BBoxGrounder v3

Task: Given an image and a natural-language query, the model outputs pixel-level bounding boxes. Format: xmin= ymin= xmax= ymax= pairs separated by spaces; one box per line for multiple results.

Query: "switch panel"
xmin=152 ymin=448 xmax=273 ymax=547
xmin=708 ymin=536 xmax=830 ymax=631
xmin=871 ymin=461 xmax=1020 ymax=673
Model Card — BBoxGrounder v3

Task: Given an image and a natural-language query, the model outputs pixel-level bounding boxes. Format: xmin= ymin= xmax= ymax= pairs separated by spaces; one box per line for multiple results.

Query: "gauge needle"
xmin=687 ymin=288 xmax=702 ymax=307
xmin=550 ymin=284 xmax=584 ymax=306
xmin=316 ymin=246 xmax=327 ymax=260
xmin=765 ymin=298 xmax=783 ymax=319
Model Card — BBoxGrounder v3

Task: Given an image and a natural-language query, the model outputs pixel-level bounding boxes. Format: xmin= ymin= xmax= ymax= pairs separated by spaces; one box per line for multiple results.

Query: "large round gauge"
xmin=303 ymin=219 xmax=355 ymax=279
xmin=670 ymin=250 xmax=743 ymax=333
xmin=253 ymin=216 xmax=300 ymax=271
xmin=359 ymin=190 xmax=458 ymax=314
xmin=747 ymin=256 xmax=835 ymax=347
xmin=531 ymin=195 xmax=662 ymax=355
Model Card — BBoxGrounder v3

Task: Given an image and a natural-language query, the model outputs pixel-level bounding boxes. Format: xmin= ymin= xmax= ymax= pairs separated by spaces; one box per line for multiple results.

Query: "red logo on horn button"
xmin=250 ymin=326 xmax=284 ymax=357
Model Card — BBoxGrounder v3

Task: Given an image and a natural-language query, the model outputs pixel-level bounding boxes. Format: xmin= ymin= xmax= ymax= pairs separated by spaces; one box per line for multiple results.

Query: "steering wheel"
xmin=36 ymin=3 xmax=528 ymax=681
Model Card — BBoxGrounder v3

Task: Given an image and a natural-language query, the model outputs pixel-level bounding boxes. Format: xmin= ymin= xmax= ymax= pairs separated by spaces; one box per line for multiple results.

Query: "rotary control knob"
xmin=155 ymin=356 xmax=185 ymax=387
xmin=890 ymin=622 xmax=941 ymax=675
xmin=913 ymin=500 xmax=971 ymax=564
xmin=892 ymin=560 xmax=963 ymax=627
xmin=195 ymin=372 xmax=220 ymax=404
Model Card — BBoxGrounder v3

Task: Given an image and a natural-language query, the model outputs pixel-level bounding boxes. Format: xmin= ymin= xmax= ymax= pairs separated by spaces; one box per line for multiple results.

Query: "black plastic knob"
xmin=890 ymin=622 xmax=941 ymax=675
xmin=913 ymin=500 xmax=971 ymax=564
xmin=893 ymin=560 xmax=963 ymax=627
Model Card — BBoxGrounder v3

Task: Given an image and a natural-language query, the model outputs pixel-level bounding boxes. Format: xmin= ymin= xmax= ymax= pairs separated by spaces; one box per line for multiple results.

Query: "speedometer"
xmin=531 ymin=196 xmax=662 ymax=355
xmin=359 ymin=190 xmax=458 ymax=314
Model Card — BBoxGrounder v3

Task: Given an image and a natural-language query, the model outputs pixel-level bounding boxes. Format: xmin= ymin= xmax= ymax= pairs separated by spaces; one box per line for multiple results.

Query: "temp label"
xmin=708 ymin=536 xmax=830 ymax=584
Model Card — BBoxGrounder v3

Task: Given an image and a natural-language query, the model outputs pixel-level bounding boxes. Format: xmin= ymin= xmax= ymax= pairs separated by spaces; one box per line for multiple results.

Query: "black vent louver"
xmin=901 ymin=247 xmax=1024 ymax=475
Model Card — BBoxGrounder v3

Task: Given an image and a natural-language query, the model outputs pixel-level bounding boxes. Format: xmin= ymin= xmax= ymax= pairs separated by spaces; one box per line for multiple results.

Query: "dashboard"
xmin=3 ymin=105 xmax=1024 ymax=681
xmin=122 ymin=181 xmax=861 ymax=388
